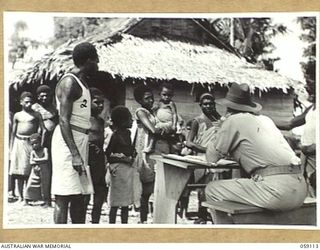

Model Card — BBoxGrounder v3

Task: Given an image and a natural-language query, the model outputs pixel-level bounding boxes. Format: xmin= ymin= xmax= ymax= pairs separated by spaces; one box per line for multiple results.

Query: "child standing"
xmin=86 ymin=88 xmax=108 ymax=223
xmin=106 ymin=106 xmax=136 ymax=224
xmin=24 ymin=133 xmax=51 ymax=207
xmin=10 ymin=92 xmax=44 ymax=202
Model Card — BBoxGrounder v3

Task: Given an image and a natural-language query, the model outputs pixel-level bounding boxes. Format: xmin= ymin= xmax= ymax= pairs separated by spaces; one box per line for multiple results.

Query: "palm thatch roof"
xmin=9 ymin=18 xmax=301 ymax=94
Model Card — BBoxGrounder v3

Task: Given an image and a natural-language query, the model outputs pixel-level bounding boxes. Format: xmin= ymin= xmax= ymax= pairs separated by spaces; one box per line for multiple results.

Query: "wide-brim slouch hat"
xmin=216 ymin=82 xmax=262 ymax=113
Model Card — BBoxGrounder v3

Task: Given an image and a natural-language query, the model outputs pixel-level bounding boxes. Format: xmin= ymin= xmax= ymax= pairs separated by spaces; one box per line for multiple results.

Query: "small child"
xmin=24 ymin=133 xmax=50 ymax=207
xmin=105 ymin=106 xmax=136 ymax=224
xmin=147 ymin=82 xmax=180 ymax=154
xmin=86 ymin=88 xmax=108 ymax=224
xmin=10 ymin=92 xmax=44 ymax=202
xmin=153 ymin=82 xmax=178 ymax=134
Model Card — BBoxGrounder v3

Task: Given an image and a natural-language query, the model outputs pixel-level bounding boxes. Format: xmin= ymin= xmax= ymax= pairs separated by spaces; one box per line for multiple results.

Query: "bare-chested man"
xmin=10 ymin=91 xmax=45 ymax=201
xmin=84 ymin=87 xmax=108 ymax=223
xmin=51 ymin=42 xmax=99 ymax=224
xmin=32 ymin=85 xmax=58 ymax=147
xmin=32 ymin=85 xmax=58 ymax=206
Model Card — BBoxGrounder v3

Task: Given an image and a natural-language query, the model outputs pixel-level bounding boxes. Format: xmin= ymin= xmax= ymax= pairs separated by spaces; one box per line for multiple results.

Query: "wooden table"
xmin=150 ymin=154 xmax=239 ymax=224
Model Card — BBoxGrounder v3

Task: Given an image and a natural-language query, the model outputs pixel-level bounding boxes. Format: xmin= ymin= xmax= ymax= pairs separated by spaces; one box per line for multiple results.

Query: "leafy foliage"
xmin=199 ymin=18 xmax=287 ymax=68
xmin=50 ymin=17 xmax=116 ymax=48
xmin=8 ymin=20 xmax=29 ymax=68
xmin=234 ymin=18 xmax=287 ymax=63
xmin=297 ymin=17 xmax=316 ymax=93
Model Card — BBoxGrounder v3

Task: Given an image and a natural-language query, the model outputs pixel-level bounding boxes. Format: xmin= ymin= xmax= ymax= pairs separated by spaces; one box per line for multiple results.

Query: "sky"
xmin=4 ymin=12 xmax=55 ymax=43
xmin=271 ymin=16 xmax=307 ymax=82
xmin=3 ymin=12 xmax=314 ymax=83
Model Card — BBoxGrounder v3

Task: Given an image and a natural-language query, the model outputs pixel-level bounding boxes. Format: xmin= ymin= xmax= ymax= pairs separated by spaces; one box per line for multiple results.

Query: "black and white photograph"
xmin=3 ymin=12 xmax=318 ymax=228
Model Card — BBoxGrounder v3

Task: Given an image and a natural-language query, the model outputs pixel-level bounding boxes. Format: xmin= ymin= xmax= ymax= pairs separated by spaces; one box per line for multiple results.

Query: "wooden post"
xmin=230 ymin=18 xmax=234 ymax=47
xmin=153 ymin=161 xmax=192 ymax=224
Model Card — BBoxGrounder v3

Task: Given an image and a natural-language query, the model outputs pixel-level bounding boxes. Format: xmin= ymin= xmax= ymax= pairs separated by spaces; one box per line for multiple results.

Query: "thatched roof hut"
xmin=9 ymin=18 xmax=302 ymax=121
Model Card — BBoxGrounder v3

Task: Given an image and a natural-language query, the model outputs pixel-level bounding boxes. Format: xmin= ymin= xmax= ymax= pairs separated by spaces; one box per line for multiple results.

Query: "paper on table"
xmin=162 ymin=154 xmax=210 ymax=166
xmin=183 ymin=155 xmax=207 ymax=161
xmin=162 ymin=154 xmax=238 ymax=167
xmin=215 ymin=158 xmax=238 ymax=166
xmin=174 ymin=154 xmax=237 ymax=166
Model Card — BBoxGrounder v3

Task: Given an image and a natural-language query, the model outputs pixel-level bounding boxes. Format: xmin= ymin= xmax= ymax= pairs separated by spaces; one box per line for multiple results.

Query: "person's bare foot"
xmin=41 ymin=201 xmax=51 ymax=207
xmin=8 ymin=192 xmax=18 ymax=203
xmin=41 ymin=202 xmax=51 ymax=208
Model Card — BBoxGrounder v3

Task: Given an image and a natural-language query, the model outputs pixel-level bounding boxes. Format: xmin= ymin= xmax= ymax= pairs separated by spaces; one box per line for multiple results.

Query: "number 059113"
xmin=300 ymin=244 xmax=319 ymax=248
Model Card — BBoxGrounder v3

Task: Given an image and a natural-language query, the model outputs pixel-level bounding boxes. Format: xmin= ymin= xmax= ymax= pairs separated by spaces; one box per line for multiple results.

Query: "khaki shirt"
xmin=213 ymin=113 xmax=300 ymax=174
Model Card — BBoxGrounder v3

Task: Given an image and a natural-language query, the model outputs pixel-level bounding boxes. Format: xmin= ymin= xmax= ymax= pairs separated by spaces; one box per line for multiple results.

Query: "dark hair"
xmin=20 ymin=91 xmax=33 ymax=100
xmin=72 ymin=42 xmax=98 ymax=67
xmin=111 ymin=105 xmax=131 ymax=127
xmin=160 ymin=82 xmax=174 ymax=92
xmin=133 ymin=84 xmax=152 ymax=102
xmin=30 ymin=133 xmax=42 ymax=142
xmin=36 ymin=85 xmax=51 ymax=95
xmin=199 ymin=92 xmax=215 ymax=104
xmin=186 ymin=119 xmax=193 ymax=127
xmin=89 ymin=87 xmax=104 ymax=99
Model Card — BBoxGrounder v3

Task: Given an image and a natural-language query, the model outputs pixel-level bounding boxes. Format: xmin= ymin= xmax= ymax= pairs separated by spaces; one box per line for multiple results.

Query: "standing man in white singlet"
xmin=51 ymin=42 xmax=99 ymax=224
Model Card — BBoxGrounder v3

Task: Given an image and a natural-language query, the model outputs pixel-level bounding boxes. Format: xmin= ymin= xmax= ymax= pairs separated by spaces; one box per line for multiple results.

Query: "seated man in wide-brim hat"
xmin=205 ymin=82 xmax=307 ymax=211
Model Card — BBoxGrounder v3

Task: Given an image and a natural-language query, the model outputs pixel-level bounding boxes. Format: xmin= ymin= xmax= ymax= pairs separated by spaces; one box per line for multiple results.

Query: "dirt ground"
xmin=5 ymin=65 xmax=211 ymax=227
xmin=5 ymin=191 xmax=209 ymax=226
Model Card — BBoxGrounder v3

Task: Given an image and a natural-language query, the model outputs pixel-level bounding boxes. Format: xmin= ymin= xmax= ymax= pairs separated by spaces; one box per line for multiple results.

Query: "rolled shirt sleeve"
xmin=213 ymin=117 xmax=240 ymax=157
